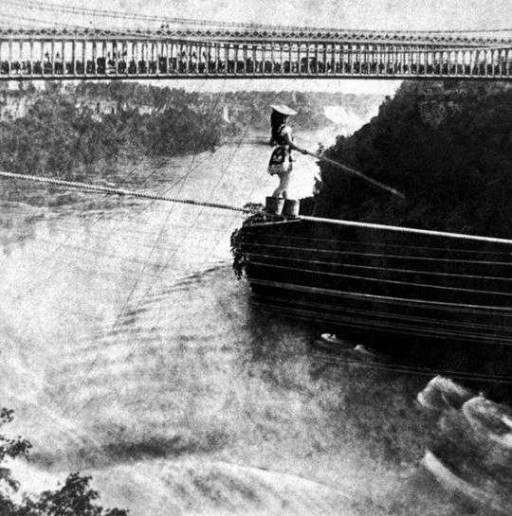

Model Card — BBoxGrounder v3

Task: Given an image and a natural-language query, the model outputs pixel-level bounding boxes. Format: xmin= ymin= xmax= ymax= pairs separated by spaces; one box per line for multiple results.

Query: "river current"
xmin=0 ymin=134 xmax=499 ymax=515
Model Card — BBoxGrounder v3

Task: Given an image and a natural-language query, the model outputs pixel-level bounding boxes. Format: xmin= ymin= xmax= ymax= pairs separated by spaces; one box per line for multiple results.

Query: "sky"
xmin=1 ymin=0 xmax=511 ymax=94
xmin=14 ymin=0 xmax=510 ymax=32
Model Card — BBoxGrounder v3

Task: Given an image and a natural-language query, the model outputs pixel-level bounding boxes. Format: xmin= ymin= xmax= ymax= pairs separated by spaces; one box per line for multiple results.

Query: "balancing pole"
xmin=300 ymin=148 xmax=405 ymax=200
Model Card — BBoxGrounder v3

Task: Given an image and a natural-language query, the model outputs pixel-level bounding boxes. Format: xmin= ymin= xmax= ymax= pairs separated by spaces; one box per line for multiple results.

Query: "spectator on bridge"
xmin=268 ymin=104 xmax=307 ymax=199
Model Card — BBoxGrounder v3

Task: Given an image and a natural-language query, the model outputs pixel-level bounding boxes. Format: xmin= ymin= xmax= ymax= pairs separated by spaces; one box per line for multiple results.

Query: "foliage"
xmin=313 ymin=80 xmax=512 ymax=239
xmin=0 ymin=408 xmax=32 ymax=512
xmin=230 ymin=212 xmax=272 ymax=279
xmin=0 ymin=83 xmax=224 ymax=182
xmin=18 ymin=473 xmax=127 ymax=516
xmin=230 ymin=228 xmax=246 ymax=280
xmin=0 ymin=408 xmax=127 ymax=516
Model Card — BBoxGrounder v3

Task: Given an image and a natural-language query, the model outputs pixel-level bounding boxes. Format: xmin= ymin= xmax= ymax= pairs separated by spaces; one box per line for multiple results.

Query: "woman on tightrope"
xmin=268 ymin=104 xmax=307 ymax=199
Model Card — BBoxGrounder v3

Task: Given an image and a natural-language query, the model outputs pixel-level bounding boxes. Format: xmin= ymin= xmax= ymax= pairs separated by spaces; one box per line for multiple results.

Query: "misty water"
xmin=0 ymin=133 xmax=500 ymax=515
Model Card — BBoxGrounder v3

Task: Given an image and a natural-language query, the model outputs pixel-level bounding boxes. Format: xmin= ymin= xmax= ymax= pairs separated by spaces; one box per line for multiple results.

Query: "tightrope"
xmin=0 ymin=170 xmax=256 ymax=214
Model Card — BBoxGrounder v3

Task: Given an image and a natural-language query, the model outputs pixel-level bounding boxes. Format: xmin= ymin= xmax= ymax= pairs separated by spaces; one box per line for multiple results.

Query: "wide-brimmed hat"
xmin=270 ymin=104 xmax=297 ymax=116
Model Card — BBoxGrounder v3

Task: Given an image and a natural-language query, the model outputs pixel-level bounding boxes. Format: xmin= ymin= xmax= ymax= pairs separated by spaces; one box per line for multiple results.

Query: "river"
xmin=0 ymin=133 xmax=494 ymax=515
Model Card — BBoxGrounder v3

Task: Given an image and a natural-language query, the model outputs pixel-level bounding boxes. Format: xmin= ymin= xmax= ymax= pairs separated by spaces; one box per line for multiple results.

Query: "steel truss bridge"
xmin=1 ymin=25 xmax=512 ymax=81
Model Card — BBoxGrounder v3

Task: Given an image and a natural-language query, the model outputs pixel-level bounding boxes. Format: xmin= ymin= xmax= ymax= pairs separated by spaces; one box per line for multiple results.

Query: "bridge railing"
xmin=1 ymin=37 xmax=512 ymax=80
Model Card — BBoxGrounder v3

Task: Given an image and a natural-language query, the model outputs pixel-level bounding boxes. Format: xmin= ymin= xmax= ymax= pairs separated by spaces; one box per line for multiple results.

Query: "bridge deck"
xmin=1 ymin=28 xmax=512 ymax=80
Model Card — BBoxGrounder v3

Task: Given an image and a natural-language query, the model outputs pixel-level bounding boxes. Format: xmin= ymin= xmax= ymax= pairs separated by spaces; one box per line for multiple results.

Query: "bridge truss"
xmin=1 ymin=26 xmax=512 ymax=81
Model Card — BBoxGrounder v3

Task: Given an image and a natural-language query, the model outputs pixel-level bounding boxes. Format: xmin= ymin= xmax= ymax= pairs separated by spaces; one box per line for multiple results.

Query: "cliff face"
xmin=312 ymin=81 xmax=512 ymax=239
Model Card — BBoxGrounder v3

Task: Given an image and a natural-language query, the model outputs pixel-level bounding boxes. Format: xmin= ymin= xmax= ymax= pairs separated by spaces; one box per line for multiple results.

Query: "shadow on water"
xmin=31 ymin=430 xmax=230 ymax=470
xmin=235 ymin=300 xmax=512 ymax=515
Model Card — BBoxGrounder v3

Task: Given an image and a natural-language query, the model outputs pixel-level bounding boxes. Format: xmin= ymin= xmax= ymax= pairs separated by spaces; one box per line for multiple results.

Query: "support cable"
xmin=4 ymin=0 xmax=512 ymax=36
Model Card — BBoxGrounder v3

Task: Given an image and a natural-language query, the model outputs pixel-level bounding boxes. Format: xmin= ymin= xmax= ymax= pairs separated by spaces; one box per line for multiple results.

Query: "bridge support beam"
xmin=0 ymin=30 xmax=511 ymax=80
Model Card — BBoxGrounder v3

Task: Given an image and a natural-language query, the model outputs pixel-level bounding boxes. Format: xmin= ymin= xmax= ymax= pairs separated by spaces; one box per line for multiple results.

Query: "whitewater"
xmin=0 ymin=131 xmax=493 ymax=515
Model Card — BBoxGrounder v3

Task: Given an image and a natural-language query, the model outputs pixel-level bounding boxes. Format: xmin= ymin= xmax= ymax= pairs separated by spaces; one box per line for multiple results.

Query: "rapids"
xmin=0 ymin=135 xmax=497 ymax=515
